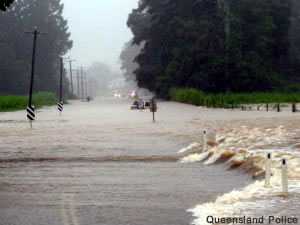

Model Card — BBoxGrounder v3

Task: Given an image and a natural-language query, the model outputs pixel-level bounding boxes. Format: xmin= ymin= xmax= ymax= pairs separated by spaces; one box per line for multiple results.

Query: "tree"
xmin=0 ymin=0 xmax=72 ymax=95
xmin=0 ymin=0 xmax=14 ymax=11
xmin=120 ymin=39 xmax=144 ymax=82
xmin=126 ymin=0 xmax=299 ymax=97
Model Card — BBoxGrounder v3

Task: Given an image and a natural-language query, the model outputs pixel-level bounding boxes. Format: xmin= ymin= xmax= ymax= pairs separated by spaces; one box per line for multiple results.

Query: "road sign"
xmin=150 ymin=98 xmax=157 ymax=112
xmin=150 ymin=98 xmax=157 ymax=122
xmin=27 ymin=105 xmax=35 ymax=121
xmin=58 ymin=101 xmax=63 ymax=112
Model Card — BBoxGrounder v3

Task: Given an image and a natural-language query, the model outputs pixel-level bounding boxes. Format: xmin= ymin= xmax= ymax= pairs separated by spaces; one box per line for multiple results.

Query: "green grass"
xmin=169 ymin=88 xmax=300 ymax=108
xmin=0 ymin=92 xmax=59 ymax=112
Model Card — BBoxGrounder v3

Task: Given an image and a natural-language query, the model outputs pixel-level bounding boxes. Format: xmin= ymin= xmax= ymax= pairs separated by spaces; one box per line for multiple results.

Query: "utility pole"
xmin=25 ymin=27 xmax=46 ymax=127
xmin=77 ymin=70 xmax=81 ymax=98
xmin=60 ymin=58 xmax=63 ymax=103
xmin=58 ymin=57 xmax=70 ymax=115
xmin=84 ymin=72 xmax=88 ymax=98
xmin=80 ymin=67 xmax=84 ymax=99
xmin=66 ymin=59 xmax=76 ymax=96
xmin=72 ymin=69 xmax=81 ymax=98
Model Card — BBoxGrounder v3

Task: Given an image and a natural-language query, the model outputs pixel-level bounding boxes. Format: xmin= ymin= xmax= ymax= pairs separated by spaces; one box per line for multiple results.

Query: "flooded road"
xmin=1 ymin=98 xmax=298 ymax=225
xmin=0 ymin=98 xmax=254 ymax=225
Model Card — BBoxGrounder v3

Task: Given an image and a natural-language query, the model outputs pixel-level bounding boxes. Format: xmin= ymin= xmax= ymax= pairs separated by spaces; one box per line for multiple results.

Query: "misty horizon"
xmin=62 ymin=0 xmax=139 ymax=71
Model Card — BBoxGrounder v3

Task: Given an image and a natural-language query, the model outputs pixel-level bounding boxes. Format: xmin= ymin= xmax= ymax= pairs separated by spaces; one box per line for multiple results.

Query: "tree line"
xmin=0 ymin=0 xmax=14 ymax=11
xmin=0 ymin=0 xmax=72 ymax=95
xmin=120 ymin=0 xmax=300 ymax=98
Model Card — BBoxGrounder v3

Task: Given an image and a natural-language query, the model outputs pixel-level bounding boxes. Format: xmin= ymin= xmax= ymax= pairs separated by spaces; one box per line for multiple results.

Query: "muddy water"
xmin=0 ymin=98 xmax=294 ymax=225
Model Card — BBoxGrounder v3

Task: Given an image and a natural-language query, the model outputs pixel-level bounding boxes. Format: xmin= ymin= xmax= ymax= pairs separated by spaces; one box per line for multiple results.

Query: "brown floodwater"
xmin=0 ymin=98 xmax=295 ymax=225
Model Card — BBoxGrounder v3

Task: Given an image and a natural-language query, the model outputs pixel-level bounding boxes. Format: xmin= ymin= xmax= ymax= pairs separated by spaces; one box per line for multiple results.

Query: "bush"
xmin=169 ymin=87 xmax=300 ymax=108
xmin=0 ymin=92 xmax=58 ymax=111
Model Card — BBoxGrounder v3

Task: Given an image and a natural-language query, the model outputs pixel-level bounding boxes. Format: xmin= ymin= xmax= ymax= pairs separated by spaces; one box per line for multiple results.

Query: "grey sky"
xmin=62 ymin=0 xmax=139 ymax=71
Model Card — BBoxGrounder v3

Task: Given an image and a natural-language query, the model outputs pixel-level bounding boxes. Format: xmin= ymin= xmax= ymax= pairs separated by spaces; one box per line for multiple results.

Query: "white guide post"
xmin=282 ymin=159 xmax=288 ymax=193
xmin=265 ymin=153 xmax=272 ymax=187
xmin=203 ymin=130 xmax=207 ymax=151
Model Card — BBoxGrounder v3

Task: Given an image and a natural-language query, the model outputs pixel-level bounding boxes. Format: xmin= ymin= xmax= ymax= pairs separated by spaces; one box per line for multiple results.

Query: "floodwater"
xmin=0 ymin=98 xmax=297 ymax=225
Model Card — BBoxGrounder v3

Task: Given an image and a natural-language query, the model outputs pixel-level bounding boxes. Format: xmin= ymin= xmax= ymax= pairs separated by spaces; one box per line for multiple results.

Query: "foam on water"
xmin=189 ymin=176 xmax=300 ymax=225
xmin=179 ymin=126 xmax=300 ymax=225
xmin=178 ymin=142 xmax=200 ymax=154
xmin=181 ymin=151 xmax=210 ymax=163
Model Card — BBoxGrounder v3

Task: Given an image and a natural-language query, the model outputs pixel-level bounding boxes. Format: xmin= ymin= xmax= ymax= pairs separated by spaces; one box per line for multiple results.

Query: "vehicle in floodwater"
xmin=131 ymin=99 xmax=145 ymax=109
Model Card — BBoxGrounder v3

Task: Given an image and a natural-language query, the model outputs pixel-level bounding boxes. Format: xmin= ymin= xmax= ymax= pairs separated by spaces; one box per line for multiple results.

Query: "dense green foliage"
xmin=0 ymin=92 xmax=57 ymax=111
xmin=0 ymin=0 xmax=72 ymax=96
xmin=170 ymin=88 xmax=300 ymax=108
xmin=123 ymin=0 xmax=300 ymax=97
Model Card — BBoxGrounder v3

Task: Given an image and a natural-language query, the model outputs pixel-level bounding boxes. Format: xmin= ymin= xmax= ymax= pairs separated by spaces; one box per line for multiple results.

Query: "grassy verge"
xmin=169 ymin=88 xmax=300 ymax=108
xmin=0 ymin=92 xmax=59 ymax=112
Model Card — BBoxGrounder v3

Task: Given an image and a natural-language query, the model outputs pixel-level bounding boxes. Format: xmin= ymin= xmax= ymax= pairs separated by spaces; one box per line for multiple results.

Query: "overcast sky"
xmin=62 ymin=0 xmax=139 ymax=71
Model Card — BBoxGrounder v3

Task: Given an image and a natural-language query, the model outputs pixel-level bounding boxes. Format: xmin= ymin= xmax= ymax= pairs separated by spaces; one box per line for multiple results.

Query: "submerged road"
xmin=0 ymin=97 xmax=275 ymax=225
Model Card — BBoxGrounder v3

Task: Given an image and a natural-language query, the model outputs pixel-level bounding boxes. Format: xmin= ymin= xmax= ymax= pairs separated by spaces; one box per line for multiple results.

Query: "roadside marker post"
xmin=58 ymin=101 xmax=63 ymax=116
xmin=27 ymin=105 xmax=35 ymax=128
xmin=282 ymin=159 xmax=288 ymax=193
xmin=265 ymin=153 xmax=272 ymax=187
xmin=203 ymin=130 xmax=207 ymax=151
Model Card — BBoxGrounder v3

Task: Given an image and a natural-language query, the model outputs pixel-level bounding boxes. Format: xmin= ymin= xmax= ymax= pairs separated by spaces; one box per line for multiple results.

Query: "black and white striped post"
xmin=58 ymin=101 xmax=63 ymax=115
xmin=27 ymin=105 xmax=35 ymax=128
xmin=25 ymin=27 xmax=46 ymax=128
